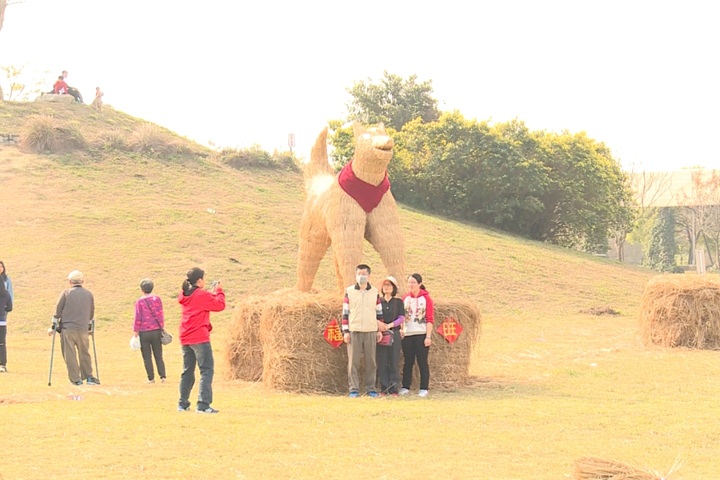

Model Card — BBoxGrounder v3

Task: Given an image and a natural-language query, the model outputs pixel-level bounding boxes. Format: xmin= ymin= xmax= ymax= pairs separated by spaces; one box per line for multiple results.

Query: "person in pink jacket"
xmin=400 ymin=273 xmax=434 ymax=397
xmin=177 ymin=267 xmax=225 ymax=413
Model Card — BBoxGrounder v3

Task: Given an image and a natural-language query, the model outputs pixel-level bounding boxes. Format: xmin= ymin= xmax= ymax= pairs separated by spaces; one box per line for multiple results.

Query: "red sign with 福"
xmin=323 ymin=318 xmax=344 ymax=348
xmin=436 ymin=317 xmax=463 ymax=344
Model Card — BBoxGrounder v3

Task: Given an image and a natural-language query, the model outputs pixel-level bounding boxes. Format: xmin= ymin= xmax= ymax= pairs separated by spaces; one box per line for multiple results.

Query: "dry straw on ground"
xmin=639 ymin=274 xmax=720 ymax=349
xmin=226 ymin=289 xmax=481 ymax=394
xmin=572 ymin=456 xmax=678 ymax=480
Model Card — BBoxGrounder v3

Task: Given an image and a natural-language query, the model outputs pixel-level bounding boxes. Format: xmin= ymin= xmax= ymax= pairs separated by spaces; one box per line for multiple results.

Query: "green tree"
xmin=346 ymin=71 xmax=440 ymax=130
xmin=645 ymin=207 xmax=677 ymax=272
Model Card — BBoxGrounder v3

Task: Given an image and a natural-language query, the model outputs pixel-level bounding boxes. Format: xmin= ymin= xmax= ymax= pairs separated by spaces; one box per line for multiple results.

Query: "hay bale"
xmin=260 ymin=290 xmax=347 ymax=393
xmin=225 ymin=295 xmax=268 ymax=382
xmin=572 ymin=456 xmax=677 ymax=480
xmin=226 ymin=290 xmax=481 ymax=394
xmin=412 ymin=300 xmax=481 ymax=390
xmin=639 ymin=275 xmax=720 ymax=349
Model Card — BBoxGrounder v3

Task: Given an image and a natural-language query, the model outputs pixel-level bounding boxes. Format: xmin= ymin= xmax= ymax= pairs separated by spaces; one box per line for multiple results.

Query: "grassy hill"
xmin=4 ymin=101 xmax=716 ymax=479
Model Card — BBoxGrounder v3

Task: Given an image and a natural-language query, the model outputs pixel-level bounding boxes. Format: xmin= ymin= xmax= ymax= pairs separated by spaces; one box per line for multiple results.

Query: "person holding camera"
xmin=53 ymin=270 xmax=100 ymax=386
xmin=177 ymin=267 xmax=225 ymax=413
xmin=133 ymin=278 xmax=167 ymax=384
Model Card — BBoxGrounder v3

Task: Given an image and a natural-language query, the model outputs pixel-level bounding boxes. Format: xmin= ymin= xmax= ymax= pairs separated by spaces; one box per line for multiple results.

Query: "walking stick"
xmin=90 ymin=319 xmax=99 ymax=381
xmin=48 ymin=317 xmax=59 ymax=386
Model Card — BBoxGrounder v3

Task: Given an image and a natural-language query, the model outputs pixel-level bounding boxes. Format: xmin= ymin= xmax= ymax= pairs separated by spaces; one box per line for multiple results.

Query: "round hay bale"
xmin=225 ymin=290 xmax=482 ymax=394
xmin=639 ymin=275 xmax=720 ymax=349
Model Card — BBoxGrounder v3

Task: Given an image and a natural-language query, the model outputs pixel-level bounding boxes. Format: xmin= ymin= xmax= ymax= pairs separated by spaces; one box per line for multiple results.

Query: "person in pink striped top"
xmin=133 ymin=278 xmax=167 ymax=383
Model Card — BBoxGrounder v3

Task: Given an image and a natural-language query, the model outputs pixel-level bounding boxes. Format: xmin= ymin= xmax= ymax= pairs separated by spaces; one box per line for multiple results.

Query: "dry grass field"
xmin=1 ymin=102 xmax=718 ymax=479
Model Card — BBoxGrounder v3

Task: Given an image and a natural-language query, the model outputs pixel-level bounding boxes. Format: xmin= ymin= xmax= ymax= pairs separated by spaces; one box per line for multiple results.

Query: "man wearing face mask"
xmin=341 ymin=264 xmax=384 ymax=397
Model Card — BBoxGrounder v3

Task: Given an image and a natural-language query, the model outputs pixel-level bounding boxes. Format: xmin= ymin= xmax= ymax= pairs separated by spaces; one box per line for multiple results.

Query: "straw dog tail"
xmin=305 ymin=127 xmax=332 ymax=180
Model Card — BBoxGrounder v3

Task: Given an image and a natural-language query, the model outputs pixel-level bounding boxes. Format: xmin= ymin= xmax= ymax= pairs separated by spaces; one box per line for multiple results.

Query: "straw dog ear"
xmin=352 ymin=122 xmax=367 ymax=138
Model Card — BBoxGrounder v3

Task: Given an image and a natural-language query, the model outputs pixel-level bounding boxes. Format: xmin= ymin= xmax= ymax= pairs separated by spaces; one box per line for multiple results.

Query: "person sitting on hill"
xmin=53 ymin=76 xmax=69 ymax=95
xmin=62 ymin=70 xmax=84 ymax=103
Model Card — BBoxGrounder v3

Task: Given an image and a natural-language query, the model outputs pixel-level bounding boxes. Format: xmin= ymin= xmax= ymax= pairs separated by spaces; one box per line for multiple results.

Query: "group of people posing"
xmin=342 ymin=264 xmax=434 ymax=397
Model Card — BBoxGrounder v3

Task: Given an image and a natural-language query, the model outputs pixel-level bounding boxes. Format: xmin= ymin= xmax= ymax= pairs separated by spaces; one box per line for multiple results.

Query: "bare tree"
xmin=676 ymin=170 xmax=720 ymax=266
xmin=619 ymin=168 xmax=673 ymax=262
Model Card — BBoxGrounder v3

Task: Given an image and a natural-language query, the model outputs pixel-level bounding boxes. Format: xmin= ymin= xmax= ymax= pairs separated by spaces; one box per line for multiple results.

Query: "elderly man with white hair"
xmin=53 ymin=270 xmax=99 ymax=385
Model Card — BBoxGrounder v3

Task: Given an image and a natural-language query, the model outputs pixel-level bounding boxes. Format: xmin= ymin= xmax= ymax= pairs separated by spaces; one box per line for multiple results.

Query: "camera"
xmin=51 ymin=317 xmax=62 ymax=332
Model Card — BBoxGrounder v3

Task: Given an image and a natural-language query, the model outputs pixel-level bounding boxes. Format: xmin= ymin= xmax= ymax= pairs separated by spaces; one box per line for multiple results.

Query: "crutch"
xmin=90 ymin=319 xmax=99 ymax=381
xmin=48 ymin=317 xmax=60 ymax=386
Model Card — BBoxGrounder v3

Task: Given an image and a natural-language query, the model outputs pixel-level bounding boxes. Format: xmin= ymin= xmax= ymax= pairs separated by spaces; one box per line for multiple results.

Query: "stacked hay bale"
xmin=226 ymin=290 xmax=481 ymax=394
xmin=639 ymin=275 xmax=720 ymax=349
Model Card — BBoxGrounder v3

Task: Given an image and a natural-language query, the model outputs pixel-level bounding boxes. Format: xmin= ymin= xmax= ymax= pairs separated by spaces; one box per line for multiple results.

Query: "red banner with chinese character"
xmin=323 ymin=318 xmax=344 ymax=348
xmin=437 ymin=317 xmax=463 ymax=344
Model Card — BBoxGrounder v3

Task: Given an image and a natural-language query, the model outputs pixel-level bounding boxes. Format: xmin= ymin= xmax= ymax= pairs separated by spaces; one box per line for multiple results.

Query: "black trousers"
xmin=0 ymin=325 xmax=6 ymax=366
xmin=139 ymin=329 xmax=166 ymax=380
xmin=376 ymin=329 xmax=402 ymax=393
xmin=67 ymin=87 xmax=83 ymax=103
xmin=401 ymin=334 xmax=430 ymax=390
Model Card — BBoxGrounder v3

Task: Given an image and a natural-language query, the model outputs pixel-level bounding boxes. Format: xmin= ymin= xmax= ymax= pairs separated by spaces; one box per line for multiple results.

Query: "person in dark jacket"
xmin=0 ymin=278 xmax=13 ymax=373
xmin=376 ymin=276 xmax=404 ymax=395
xmin=177 ymin=267 xmax=225 ymax=413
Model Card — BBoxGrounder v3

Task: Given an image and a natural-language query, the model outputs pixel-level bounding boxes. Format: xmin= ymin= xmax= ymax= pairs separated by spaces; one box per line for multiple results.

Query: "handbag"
xmin=143 ymin=297 xmax=172 ymax=345
xmin=377 ymin=330 xmax=393 ymax=346
xmin=130 ymin=335 xmax=141 ymax=350
xmin=160 ymin=330 xmax=173 ymax=345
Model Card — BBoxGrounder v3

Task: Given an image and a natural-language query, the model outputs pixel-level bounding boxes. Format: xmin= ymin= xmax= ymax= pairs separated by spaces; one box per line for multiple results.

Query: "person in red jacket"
xmin=177 ymin=267 xmax=225 ymax=413
xmin=53 ymin=76 xmax=69 ymax=95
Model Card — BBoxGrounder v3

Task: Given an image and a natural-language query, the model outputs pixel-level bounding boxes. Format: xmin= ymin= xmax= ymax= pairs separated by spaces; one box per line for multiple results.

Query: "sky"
xmin=2 ymin=0 xmax=718 ymax=171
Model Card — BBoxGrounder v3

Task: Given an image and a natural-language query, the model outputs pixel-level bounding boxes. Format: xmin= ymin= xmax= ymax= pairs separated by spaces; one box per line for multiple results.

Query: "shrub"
xmin=131 ymin=123 xmax=175 ymax=156
xmin=217 ymin=146 xmax=298 ymax=171
xmin=21 ymin=114 xmax=57 ymax=152
xmin=98 ymin=129 xmax=128 ymax=151
xmin=20 ymin=115 xmax=87 ymax=153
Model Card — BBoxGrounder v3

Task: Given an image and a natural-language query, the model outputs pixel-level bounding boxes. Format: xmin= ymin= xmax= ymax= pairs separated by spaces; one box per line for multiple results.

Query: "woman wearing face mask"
xmin=400 ymin=273 xmax=434 ymax=397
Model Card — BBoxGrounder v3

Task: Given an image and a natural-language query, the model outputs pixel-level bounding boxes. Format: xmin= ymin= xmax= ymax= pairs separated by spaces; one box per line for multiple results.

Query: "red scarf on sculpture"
xmin=337 ymin=160 xmax=391 ymax=213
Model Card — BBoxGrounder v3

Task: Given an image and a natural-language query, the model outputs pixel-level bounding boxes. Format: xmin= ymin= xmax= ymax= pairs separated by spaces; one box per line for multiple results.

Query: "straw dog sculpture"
xmin=296 ymin=123 xmax=405 ymax=292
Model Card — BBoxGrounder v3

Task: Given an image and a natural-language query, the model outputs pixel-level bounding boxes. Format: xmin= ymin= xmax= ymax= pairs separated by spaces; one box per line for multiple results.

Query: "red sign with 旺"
xmin=436 ymin=317 xmax=463 ymax=344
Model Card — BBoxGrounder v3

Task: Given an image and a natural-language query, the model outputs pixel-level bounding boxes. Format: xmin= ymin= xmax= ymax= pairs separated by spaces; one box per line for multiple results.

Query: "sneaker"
xmin=348 ymin=391 xmax=360 ymax=398
xmin=418 ymin=389 xmax=429 ymax=397
xmin=196 ymin=407 xmax=219 ymax=414
xmin=177 ymin=405 xmax=191 ymax=412
xmin=147 ymin=379 xmax=155 ymax=384
xmin=160 ymin=378 xmax=166 ymax=383
xmin=86 ymin=377 xmax=101 ymax=385
xmin=71 ymin=380 xmax=83 ymax=386
xmin=367 ymin=391 xmax=379 ymax=398
xmin=399 ymin=388 xmax=410 ymax=395
xmin=0 ymin=365 xmax=6 ymax=373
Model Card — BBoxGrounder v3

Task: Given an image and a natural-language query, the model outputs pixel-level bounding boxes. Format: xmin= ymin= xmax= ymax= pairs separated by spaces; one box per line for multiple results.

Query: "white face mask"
xmin=356 ymin=274 xmax=368 ymax=284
